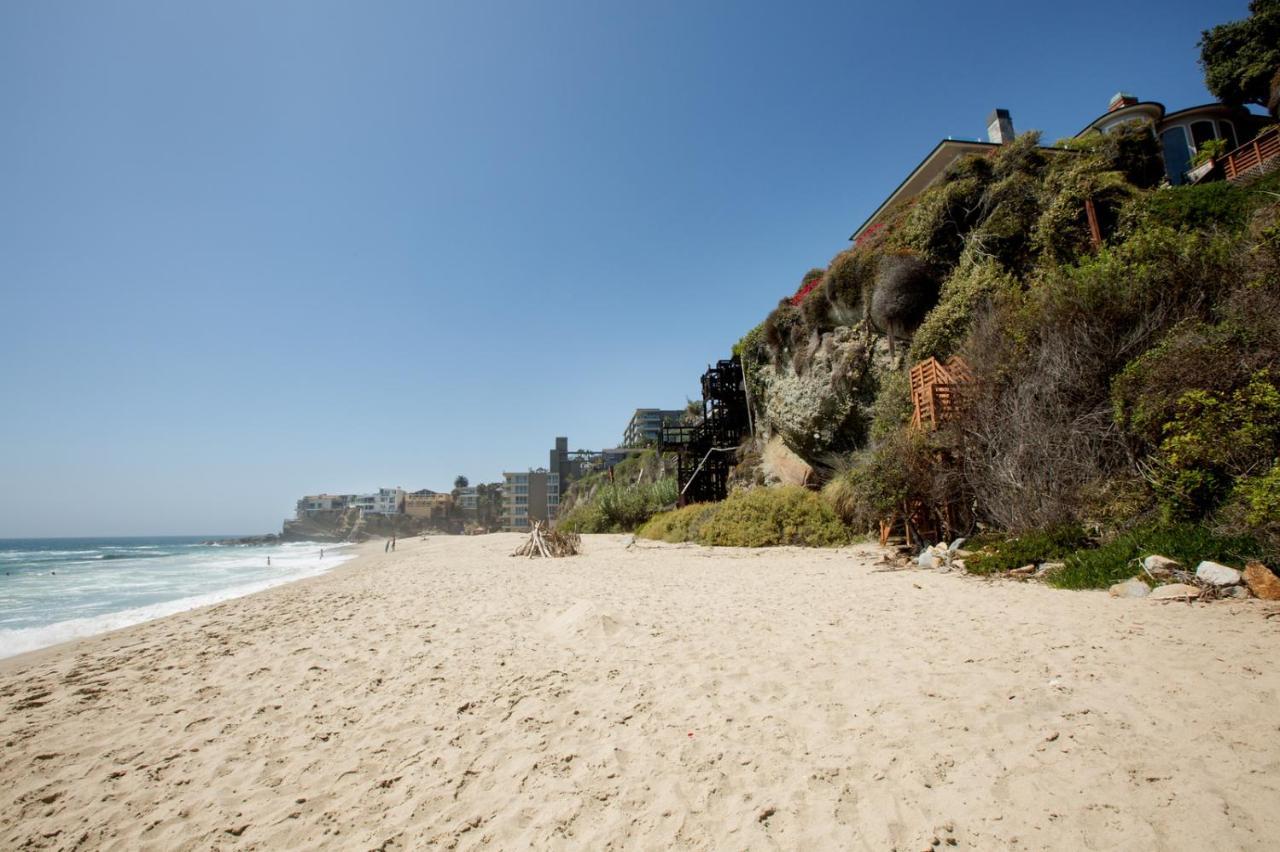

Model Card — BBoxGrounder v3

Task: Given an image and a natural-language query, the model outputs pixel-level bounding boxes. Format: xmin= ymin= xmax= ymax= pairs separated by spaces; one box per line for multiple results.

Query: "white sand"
xmin=2 ymin=534 xmax=1278 ymax=850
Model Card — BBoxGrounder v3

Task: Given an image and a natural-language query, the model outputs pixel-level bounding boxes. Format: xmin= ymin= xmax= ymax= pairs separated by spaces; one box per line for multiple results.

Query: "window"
xmin=1218 ymin=120 xmax=1238 ymax=151
xmin=1190 ymin=120 xmax=1217 ymax=151
xmin=1161 ymin=127 xmax=1192 ymax=185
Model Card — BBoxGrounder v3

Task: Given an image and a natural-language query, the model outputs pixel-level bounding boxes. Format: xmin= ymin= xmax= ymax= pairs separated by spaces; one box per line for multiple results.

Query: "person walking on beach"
xmin=267 ymin=556 xmax=271 ymax=567
xmin=391 ymin=537 xmax=396 ymax=552
xmin=385 ymin=539 xmax=390 ymax=553
xmin=320 ymin=549 xmax=324 ymax=560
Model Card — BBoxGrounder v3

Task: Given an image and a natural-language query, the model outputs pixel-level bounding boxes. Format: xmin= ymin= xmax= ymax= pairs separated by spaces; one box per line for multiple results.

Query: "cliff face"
xmin=281 ymin=508 xmax=460 ymax=542
xmin=751 ymin=323 xmax=891 ymax=462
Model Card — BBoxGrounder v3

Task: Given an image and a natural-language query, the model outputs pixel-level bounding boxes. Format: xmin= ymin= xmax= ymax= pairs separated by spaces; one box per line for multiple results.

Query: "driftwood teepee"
xmin=511 ymin=521 xmax=581 ymax=558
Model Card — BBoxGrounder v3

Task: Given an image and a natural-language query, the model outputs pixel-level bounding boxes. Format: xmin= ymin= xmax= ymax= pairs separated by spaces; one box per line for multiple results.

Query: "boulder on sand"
xmin=1109 ymin=578 xmax=1150 ymax=598
xmin=1142 ymin=555 xmax=1181 ymax=579
xmin=1243 ymin=562 xmax=1280 ymax=601
xmin=1148 ymin=583 xmax=1201 ymax=601
xmin=1195 ymin=561 xmax=1242 ymax=587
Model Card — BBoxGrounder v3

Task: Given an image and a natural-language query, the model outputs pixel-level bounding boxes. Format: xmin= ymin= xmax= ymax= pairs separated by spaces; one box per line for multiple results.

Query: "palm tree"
xmin=454 ymin=475 xmax=469 ymax=490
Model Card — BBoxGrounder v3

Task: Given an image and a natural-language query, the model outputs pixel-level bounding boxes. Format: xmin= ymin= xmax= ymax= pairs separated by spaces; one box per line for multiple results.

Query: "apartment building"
xmin=404 ymin=490 xmax=452 ymax=519
xmin=502 ymin=470 xmax=559 ymax=531
xmin=295 ymin=493 xmax=357 ymax=517
xmin=350 ymin=487 xmax=405 ymax=515
xmin=623 ymin=409 xmax=684 ymax=447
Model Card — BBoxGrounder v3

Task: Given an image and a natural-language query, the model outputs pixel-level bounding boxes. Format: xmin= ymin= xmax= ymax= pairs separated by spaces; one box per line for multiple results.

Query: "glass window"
xmin=1161 ymin=127 xmax=1192 ymax=185
xmin=1190 ymin=120 xmax=1217 ymax=150
xmin=1218 ymin=120 xmax=1238 ymax=151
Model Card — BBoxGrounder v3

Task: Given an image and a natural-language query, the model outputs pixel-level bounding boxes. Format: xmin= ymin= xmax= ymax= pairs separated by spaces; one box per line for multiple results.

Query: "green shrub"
xmin=697 ymin=486 xmax=850 ymax=547
xmin=909 ymin=254 xmax=1018 ymax=361
xmin=823 ymin=249 xmax=876 ymax=325
xmin=1221 ymin=461 xmax=1280 ymax=557
xmin=822 ymin=429 xmax=935 ymax=530
xmin=1192 ymin=138 xmax=1229 ymax=167
xmin=555 ymin=501 xmax=605 ymax=534
xmin=1112 ymin=320 xmax=1250 ymax=450
xmin=868 ymin=369 xmax=913 ymax=442
xmin=1229 ymin=461 xmax=1280 ymax=530
xmin=1120 ymin=180 xmax=1255 ymax=235
xmin=1047 ymin=523 xmax=1262 ymax=590
xmin=734 ymin=322 xmax=770 ymax=424
xmin=1031 ymin=147 xmax=1135 ymax=264
xmin=1058 ymin=122 xmax=1165 ymax=189
xmin=763 ymin=300 xmax=803 ymax=361
xmin=965 ymin=525 xmax=1089 ymax=575
xmin=889 ymin=174 xmax=988 ymax=269
xmin=972 ymin=171 xmax=1042 ymax=272
xmin=637 ymin=502 xmax=719 ymax=542
xmin=557 ymin=478 xmax=678 ymax=534
xmin=1153 ymin=370 xmax=1280 ymax=519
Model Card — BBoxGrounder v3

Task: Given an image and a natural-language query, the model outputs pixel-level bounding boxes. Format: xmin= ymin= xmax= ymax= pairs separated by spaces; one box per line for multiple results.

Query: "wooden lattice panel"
xmin=910 ymin=356 xmax=971 ymax=430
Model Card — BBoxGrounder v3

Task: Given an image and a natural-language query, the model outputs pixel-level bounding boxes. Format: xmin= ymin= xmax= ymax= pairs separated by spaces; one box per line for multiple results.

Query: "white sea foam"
xmin=0 ymin=544 xmax=355 ymax=660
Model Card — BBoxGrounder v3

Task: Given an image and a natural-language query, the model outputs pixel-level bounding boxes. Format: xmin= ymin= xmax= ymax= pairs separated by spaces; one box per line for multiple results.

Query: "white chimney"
xmin=987 ymin=108 xmax=1015 ymax=144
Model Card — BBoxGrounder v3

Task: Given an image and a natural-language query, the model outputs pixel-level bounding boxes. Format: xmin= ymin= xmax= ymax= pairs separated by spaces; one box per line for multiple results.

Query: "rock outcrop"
xmin=281 ymin=508 xmax=458 ymax=542
xmin=754 ymin=323 xmax=889 ymax=462
xmin=1244 ymin=562 xmax=1280 ymax=600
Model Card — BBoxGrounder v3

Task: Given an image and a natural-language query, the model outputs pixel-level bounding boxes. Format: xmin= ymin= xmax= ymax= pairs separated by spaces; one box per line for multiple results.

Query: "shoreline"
xmin=0 ymin=538 xmax=378 ymax=674
xmin=3 ymin=534 xmax=1278 ymax=849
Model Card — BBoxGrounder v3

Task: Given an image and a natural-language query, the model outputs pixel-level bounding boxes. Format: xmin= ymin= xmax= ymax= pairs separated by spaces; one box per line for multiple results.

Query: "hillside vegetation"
xmin=556 ymin=450 xmax=679 ymax=533
xmin=733 ymin=126 xmax=1280 ymax=577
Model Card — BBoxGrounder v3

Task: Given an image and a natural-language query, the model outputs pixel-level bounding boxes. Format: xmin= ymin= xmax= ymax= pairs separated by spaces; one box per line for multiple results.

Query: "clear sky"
xmin=0 ymin=0 xmax=1254 ymax=536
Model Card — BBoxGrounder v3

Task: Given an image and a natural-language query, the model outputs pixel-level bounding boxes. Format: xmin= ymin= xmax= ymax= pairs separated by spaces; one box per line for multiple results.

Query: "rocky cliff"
xmin=281 ymin=508 xmax=460 ymax=542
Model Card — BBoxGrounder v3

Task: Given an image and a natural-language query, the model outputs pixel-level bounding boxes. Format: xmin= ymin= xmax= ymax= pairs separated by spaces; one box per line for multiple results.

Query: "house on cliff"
xmin=850 ymin=94 xmax=1272 ymax=244
xmin=1075 ymin=92 xmax=1267 ymax=184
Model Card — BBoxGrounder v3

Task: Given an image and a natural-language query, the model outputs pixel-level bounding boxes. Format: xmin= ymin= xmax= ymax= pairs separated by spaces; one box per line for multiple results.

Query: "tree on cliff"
xmin=454 ymin=475 xmax=469 ymax=490
xmin=1200 ymin=0 xmax=1280 ymax=118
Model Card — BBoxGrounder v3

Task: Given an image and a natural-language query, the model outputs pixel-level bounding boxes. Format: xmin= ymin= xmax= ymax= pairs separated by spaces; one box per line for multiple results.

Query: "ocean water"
xmin=0 ymin=537 xmax=353 ymax=660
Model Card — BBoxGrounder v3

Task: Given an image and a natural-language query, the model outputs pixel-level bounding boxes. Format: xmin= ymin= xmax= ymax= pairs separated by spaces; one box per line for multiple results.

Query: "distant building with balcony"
xmin=405 ymin=490 xmax=452 ymax=519
xmin=623 ymin=409 xmax=684 ymax=447
xmin=295 ymin=493 xmax=357 ymax=517
xmin=350 ymin=488 xmax=405 ymax=515
xmin=455 ymin=486 xmax=479 ymax=511
xmin=502 ymin=470 xmax=559 ymax=531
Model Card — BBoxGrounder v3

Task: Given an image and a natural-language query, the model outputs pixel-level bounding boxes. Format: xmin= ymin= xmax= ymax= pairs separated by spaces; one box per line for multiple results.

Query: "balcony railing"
xmin=1223 ymin=127 xmax=1280 ymax=183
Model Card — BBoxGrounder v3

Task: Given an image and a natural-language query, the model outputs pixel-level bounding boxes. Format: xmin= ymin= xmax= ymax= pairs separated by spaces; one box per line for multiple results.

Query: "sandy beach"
xmin=2 ymin=534 xmax=1278 ymax=850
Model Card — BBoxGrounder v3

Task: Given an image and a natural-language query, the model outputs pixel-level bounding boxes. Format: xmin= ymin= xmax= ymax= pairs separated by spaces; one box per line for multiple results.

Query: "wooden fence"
xmin=1224 ymin=127 xmax=1280 ymax=183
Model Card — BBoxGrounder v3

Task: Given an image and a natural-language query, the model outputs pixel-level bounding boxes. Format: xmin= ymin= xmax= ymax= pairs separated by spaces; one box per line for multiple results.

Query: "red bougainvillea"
xmin=854 ymin=221 xmax=886 ymax=248
xmin=790 ymin=277 xmax=823 ymax=305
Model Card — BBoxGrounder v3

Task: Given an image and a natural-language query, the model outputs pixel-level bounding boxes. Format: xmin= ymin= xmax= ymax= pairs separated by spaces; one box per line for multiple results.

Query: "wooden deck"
xmin=1224 ymin=127 xmax=1280 ymax=183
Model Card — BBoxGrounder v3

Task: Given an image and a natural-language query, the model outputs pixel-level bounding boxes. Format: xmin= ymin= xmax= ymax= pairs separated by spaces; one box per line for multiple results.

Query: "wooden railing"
xmin=1224 ymin=127 xmax=1280 ymax=182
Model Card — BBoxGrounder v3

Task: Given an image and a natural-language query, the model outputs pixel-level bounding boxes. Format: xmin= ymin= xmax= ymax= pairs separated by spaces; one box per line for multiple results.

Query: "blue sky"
xmin=0 ymin=0 xmax=1254 ymax=536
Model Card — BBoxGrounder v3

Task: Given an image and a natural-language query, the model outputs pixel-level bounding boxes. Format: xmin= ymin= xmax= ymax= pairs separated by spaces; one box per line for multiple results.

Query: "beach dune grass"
xmin=639 ymin=486 xmax=850 ymax=547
